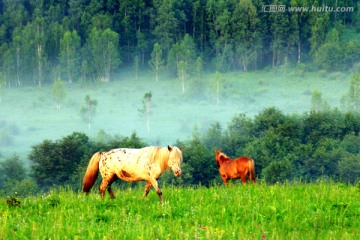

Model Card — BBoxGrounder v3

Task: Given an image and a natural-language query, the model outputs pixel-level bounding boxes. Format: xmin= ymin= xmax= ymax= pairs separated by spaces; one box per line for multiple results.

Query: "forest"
xmin=0 ymin=0 xmax=360 ymax=86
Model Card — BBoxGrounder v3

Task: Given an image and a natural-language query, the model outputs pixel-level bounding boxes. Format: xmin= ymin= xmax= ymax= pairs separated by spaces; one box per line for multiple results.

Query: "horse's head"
xmin=214 ymin=149 xmax=229 ymax=167
xmin=214 ymin=149 xmax=223 ymax=167
xmin=167 ymin=145 xmax=183 ymax=177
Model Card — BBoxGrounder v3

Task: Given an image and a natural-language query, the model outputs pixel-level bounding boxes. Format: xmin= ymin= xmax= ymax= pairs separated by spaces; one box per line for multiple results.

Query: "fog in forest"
xmin=0 ymin=68 xmax=352 ymax=160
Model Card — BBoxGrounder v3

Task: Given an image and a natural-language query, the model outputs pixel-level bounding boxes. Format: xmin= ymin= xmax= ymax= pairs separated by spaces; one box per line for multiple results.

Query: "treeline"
xmin=1 ymin=0 xmax=360 ymax=86
xmin=1 ymin=107 xmax=360 ymax=197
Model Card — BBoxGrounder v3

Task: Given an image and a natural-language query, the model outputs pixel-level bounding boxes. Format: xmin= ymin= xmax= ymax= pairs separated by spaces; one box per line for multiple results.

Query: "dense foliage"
xmin=1 ymin=106 xmax=359 ymax=195
xmin=0 ymin=0 xmax=360 ymax=86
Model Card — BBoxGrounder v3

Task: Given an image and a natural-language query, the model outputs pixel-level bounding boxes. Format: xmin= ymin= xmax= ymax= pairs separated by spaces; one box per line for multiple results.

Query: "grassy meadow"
xmin=1 ymin=182 xmax=359 ymax=239
xmin=0 ymin=69 xmax=352 ymax=159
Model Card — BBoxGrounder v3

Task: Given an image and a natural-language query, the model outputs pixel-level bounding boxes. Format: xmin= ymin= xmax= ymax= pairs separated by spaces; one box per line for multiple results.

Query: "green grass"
xmin=1 ymin=182 xmax=359 ymax=239
xmin=0 ymin=69 xmax=353 ymax=159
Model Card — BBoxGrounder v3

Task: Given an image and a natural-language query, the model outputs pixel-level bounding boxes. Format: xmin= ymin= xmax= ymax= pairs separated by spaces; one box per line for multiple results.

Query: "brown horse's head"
xmin=214 ymin=149 xmax=223 ymax=167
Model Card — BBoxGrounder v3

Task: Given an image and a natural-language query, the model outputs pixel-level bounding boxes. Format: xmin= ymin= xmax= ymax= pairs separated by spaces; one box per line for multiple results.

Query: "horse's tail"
xmin=248 ymin=159 xmax=256 ymax=183
xmin=82 ymin=152 xmax=102 ymax=193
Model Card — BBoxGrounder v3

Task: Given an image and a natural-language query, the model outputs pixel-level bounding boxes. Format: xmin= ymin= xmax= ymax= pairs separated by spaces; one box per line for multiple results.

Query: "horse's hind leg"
xmin=241 ymin=170 xmax=249 ymax=183
xmin=107 ymin=177 xmax=117 ymax=199
xmin=99 ymin=176 xmax=115 ymax=199
xmin=142 ymin=181 xmax=152 ymax=199
xmin=99 ymin=179 xmax=108 ymax=199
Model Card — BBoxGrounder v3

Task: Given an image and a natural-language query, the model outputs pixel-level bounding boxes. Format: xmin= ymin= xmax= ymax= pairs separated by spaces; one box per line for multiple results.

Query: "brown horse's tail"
xmin=248 ymin=159 xmax=256 ymax=183
xmin=82 ymin=152 xmax=102 ymax=193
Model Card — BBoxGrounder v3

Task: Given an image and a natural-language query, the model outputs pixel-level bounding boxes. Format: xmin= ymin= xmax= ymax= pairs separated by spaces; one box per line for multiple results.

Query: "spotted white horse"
xmin=82 ymin=146 xmax=183 ymax=203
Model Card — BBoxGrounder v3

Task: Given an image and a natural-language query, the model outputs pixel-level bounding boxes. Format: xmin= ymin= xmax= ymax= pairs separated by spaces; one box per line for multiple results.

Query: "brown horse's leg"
xmin=221 ymin=175 xmax=228 ymax=185
xmin=142 ymin=181 xmax=152 ymax=199
xmin=241 ymin=175 xmax=247 ymax=183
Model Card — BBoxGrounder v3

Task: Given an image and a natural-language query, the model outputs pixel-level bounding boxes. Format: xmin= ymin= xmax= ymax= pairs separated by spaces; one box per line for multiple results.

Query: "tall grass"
xmin=1 ymin=182 xmax=359 ymax=239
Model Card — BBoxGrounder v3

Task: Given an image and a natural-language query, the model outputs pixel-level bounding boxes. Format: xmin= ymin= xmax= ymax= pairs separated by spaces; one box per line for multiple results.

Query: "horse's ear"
xmin=214 ymin=149 xmax=218 ymax=154
xmin=179 ymin=146 xmax=183 ymax=151
xmin=167 ymin=145 xmax=173 ymax=151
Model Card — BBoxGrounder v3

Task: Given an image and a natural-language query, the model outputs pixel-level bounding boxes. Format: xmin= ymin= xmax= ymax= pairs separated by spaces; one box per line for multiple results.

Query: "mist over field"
xmin=0 ymin=69 xmax=351 ymax=159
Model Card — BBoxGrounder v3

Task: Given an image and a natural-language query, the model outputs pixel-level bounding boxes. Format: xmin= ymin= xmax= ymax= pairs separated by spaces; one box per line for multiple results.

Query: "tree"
xmin=213 ymin=71 xmax=223 ymax=104
xmin=134 ymin=55 xmax=140 ymax=80
xmin=52 ymin=77 xmax=66 ymax=110
xmin=0 ymin=154 xmax=27 ymax=189
xmin=232 ymin=0 xmax=261 ymax=71
xmin=315 ymin=28 xmax=345 ymax=71
xmin=182 ymin=127 xmax=217 ymax=186
xmin=101 ymin=28 xmax=121 ymax=82
xmin=341 ymin=73 xmax=360 ymax=113
xmin=86 ymin=27 xmax=121 ymax=82
xmin=59 ymin=30 xmax=81 ymax=83
xmin=12 ymin=29 xmax=23 ymax=86
xmin=138 ymin=91 xmax=152 ymax=134
xmin=178 ymin=60 xmax=186 ymax=94
xmin=269 ymin=0 xmax=289 ymax=67
xmin=263 ymin=159 xmax=292 ymax=184
xmin=29 ymin=132 xmax=91 ymax=190
xmin=337 ymin=154 xmax=360 ymax=183
xmin=149 ymin=43 xmax=164 ymax=82
xmin=80 ymin=95 xmax=98 ymax=129
xmin=223 ymin=113 xmax=254 ymax=156
xmin=310 ymin=16 xmax=329 ymax=56
xmin=34 ymin=16 xmax=46 ymax=86
xmin=0 ymin=73 xmax=4 ymax=103
xmin=0 ymin=43 xmax=13 ymax=87
xmin=311 ymin=90 xmax=329 ymax=112
xmin=136 ymin=30 xmax=148 ymax=68
xmin=152 ymin=0 xmax=183 ymax=54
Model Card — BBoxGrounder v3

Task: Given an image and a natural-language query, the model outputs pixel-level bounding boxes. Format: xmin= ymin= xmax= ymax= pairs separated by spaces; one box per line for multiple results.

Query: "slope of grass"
xmin=1 ymin=182 xmax=359 ymax=239
xmin=0 ymin=69 xmax=352 ymax=159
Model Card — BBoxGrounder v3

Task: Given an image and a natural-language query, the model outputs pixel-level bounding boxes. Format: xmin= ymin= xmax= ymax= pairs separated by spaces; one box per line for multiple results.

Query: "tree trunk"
xmin=37 ymin=44 xmax=43 ymax=87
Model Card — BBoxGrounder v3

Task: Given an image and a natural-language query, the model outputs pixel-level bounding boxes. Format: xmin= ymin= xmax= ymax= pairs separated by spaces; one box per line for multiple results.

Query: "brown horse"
xmin=82 ymin=145 xmax=183 ymax=203
xmin=214 ymin=149 xmax=256 ymax=184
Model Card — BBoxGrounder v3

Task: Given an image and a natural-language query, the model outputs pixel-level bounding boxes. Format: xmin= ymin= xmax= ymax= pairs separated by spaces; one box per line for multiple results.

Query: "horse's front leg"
xmin=221 ymin=175 xmax=228 ymax=185
xmin=146 ymin=178 xmax=163 ymax=203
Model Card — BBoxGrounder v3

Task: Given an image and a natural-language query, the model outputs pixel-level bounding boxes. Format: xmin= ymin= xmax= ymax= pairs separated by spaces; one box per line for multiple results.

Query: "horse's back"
xmin=99 ymin=147 xmax=158 ymax=182
xmin=233 ymin=156 xmax=253 ymax=170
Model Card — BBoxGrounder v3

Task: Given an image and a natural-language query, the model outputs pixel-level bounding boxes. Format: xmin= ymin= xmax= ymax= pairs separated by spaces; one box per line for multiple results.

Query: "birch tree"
xmin=214 ymin=71 xmax=223 ymax=104
xmin=139 ymin=91 xmax=152 ymax=134
xmin=178 ymin=60 xmax=186 ymax=94
xmin=80 ymin=95 xmax=98 ymax=129
xmin=59 ymin=30 xmax=81 ymax=83
xmin=52 ymin=77 xmax=66 ymax=110
xmin=34 ymin=17 xmax=46 ymax=86
xmin=149 ymin=43 xmax=163 ymax=82
xmin=341 ymin=73 xmax=360 ymax=113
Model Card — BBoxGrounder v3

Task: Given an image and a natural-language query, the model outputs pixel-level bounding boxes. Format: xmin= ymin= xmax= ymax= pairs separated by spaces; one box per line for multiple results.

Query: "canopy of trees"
xmin=0 ymin=0 xmax=360 ymax=86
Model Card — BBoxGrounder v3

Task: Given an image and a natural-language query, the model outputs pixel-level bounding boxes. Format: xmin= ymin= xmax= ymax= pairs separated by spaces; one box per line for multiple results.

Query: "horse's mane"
xmin=148 ymin=146 xmax=181 ymax=171
xmin=218 ymin=152 xmax=232 ymax=163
